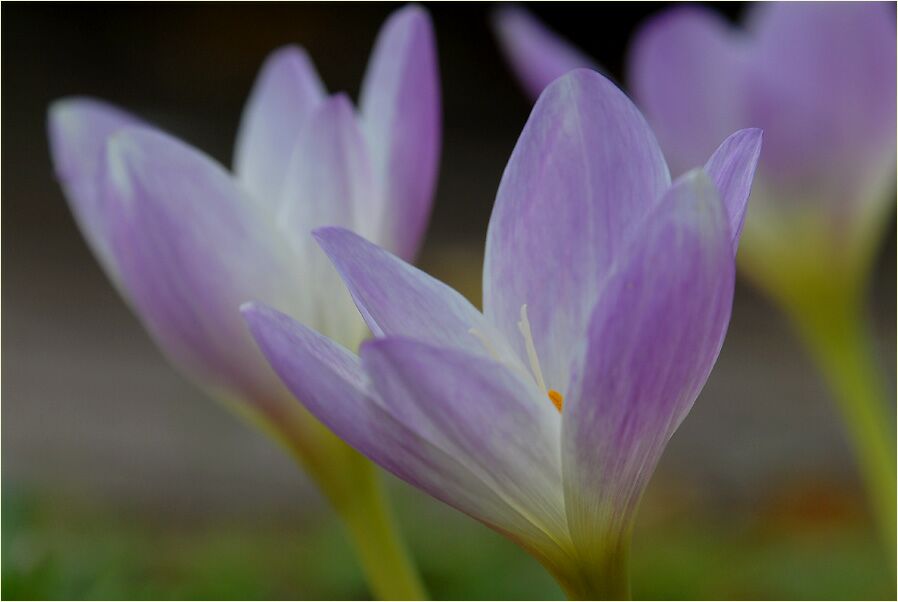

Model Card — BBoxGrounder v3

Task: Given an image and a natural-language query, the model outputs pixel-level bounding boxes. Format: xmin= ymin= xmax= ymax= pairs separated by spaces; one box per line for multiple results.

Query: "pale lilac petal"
xmin=703 ymin=128 xmax=763 ymax=253
xmin=242 ymin=302 xmax=563 ymax=554
xmin=314 ymin=226 xmax=496 ymax=357
xmin=103 ymin=126 xmax=299 ymax=402
xmin=358 ymin=5 xmax=440 ymax=260
xmin=744 ymin=2 xmax=896 ymax=197
xmin=361 ymin=336 xmax=571 ymax=557
xmin=233 ymin=46 xmax=326 ymax=208
xmin=47 ymin=97 xmax=142 ymax=278
xmin=562 ymin=170 xmax=735 ymax=558
xmin=276 ymin=94 xmax=374 ymax=347
xmin=279 ymin=93 xmax=373 ymax=238
xmin=627 ymin=6 xmax=746 ymax=175
xmin=493 ymin=5 xmax=599 ymax=100
xmin=483 ymin=69 xmax=670 ymax=395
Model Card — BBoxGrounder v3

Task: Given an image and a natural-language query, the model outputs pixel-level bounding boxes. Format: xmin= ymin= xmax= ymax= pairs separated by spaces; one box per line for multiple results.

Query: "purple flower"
xmin=495 ymin=4 xmax=896 ymax=295
xmin=493 ymin=6 xmax=600 ymax=100
xmin=629 ymin=2 xmax=896 ymax=298
xmin=243 ymin=69 xmax=761 ymax=597
xmin=630 ymin=2 xmax=898 ymax=557
xmin=47 ymin=5 xmax=440 ymax=437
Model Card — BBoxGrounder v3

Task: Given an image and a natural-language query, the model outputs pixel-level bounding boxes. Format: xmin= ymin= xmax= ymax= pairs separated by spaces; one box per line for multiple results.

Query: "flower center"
xmin=470 ymin=305 xmax=563 ymax=413
xmin=517 ymin=305 xmax=563 ymax=413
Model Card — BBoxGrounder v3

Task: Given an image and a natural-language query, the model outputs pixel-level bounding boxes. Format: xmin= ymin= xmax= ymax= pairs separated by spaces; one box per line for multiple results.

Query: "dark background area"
xmin=2 ymin=2 xmax=895 ymax=599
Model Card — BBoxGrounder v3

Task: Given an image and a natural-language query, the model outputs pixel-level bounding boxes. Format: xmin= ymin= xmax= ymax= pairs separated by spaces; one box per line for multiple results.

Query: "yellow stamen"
xmin=517 ymin=305 xmax=548 ymax=392
xmin=548 ymin=389 xmax=564 ymax=412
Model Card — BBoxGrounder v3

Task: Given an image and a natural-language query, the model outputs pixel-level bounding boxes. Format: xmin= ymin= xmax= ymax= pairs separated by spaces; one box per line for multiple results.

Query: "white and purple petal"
xmin=703 ymin=128 xmax=763 ymax=253
xmin=278 ymin=94 xmax=372 ymax=239
xmin=277 ymin=94 xmax=374 ymax=347
xmin=361 ymin=336 xmax=568 ymax=545
xmin=358 ymin=4 xmax=441 ymax=260
xmin=47 ymin=97 xmax=143 ymax=279
xmin=242 ymin=303 xmax=567 ymax=557
xmin=483 ymin=68 xmax=670 ymax=394
xmin=562 ymin=169 xmax=735 ymax=559
xmin=233 ymin=45 xmax=326 ymax=208
xmin=314 ymin=226 xmax=505 ymax=358
xmin=103 ymin=126 xmax=299 ymax=402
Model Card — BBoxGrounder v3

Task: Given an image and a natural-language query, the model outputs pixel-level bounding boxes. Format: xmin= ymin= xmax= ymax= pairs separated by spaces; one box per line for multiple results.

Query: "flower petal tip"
xmin=312 ymin=225 xmax=357 ymax=248
xmin=47 ymin=95 xmax=111 ymax=128
xmin=634 ymin=4 xmax=722 ymax=45
xmin=540 ymin=67 xmax=616 ymax=102
xmin=734 ymin=127 xmax=764 ymax=148
xmin=47 ymin=96 xmax=86 ymax=132
xmin=240 ymin=301 xmax=282 ymax=338
xmin=239 ymin=302 xmax=298 ymax=355
xmin=239 ymin=300 xmax=264 ymax=318
xmin=492 ymin=4 xmax=528 ymax=30
xmin=47 ymin=96 xmax=137 ymax=173
xmin=391 ymin=3 xmax=432 ymax=29
xmin=264 ymin=44 xmax=313 ymax=67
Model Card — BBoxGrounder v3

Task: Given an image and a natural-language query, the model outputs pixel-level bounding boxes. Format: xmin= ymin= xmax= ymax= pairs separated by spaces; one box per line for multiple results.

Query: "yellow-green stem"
xmin=331 ymin=457 xmax=426 ymax=601
xmin=785 ymin=291 xmax=895 ymax=562
xmin=238 ymin=399 xmax=426 ymax=600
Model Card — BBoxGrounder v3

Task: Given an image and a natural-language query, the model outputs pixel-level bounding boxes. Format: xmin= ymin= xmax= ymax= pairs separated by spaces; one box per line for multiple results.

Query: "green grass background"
xmin=3 ymin=478 xmax=893 ymax=600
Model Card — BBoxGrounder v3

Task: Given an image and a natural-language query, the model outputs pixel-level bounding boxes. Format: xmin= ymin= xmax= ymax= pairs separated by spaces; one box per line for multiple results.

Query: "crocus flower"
xmin=630 ymin=0 xmax=897 ymax=561
xmin=495 ymin=2 xmax=897 ymax=558
xmin=47 ymin=5 xmax=437 ymax=599
xmin=244 ymin=68 xmax=761 ymax=598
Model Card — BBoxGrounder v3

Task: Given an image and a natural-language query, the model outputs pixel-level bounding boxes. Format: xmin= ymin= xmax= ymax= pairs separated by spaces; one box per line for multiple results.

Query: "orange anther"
xmin=548 ymin=389 xmax=564 ymax=412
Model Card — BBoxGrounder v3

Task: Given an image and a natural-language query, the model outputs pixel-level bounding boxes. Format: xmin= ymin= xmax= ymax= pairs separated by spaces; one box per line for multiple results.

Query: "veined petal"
xmin=627 ymin=6 xmax=746 ymax=175
xmin=103 ymin=126 xmax=299 ymax=402
xmin=242 ymin=303 xmax=565 ymax=556
xmin=483 ymin=69 xmax=670 ymax=395
xmin=362 ymin=336 xmax=571 ymax=558
xmin=277 ymin=94 xmax=374 ymax=348
xmin=703 ymin=128 xmax=763 ymax=253
xmin=233 ymin=46 xmax=326 ymax=208
xmin=359 ymin=4 xmax=440 ymax=261
xmin=493 ymin=5 xmax=599 ymax=100
xmin=47 ymin=97 xmax=142 ymax=279
xmin=562 ymin=169 xmax=735 ymax=559
xmin=279 ymin=93 xmax=373 ymax=237
xmin=314 ymin=226 xmax=502 ymax=358
xmin=744 ymin=2 xmax=896 ymax=197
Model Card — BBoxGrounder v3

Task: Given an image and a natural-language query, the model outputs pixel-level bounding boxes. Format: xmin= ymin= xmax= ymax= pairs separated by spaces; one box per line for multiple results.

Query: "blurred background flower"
xmin=3 ymin=2 xmax=895 ymax=599
xmin=629 ymin=1 xmax=896 ymax=565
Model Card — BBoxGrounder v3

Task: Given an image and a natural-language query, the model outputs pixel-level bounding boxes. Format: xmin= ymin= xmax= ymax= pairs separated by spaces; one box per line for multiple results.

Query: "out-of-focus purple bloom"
xmin=629 ymin=2 xmax=896 ymax=296
xmin=244 ymin=69 xmax=761 ymax=596
xmin=631 ymin=2 xmax=898 ymax=556
xmin=495 ymin=3 xmax=895 ymax=293
xmin=47 ymin=5 xmax=440 ymax=463
xmin=493 ymin=6 xmax=599 ymax=100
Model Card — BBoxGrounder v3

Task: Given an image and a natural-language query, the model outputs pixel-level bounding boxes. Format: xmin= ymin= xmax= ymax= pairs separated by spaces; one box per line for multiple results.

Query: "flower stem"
xmin=332 ymin=455 xmax=427 ymax=601
xmin=785 ymin=289 xmax=895 ymax=561
xmin=242 ymin=400 xmax=426 ymax=600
